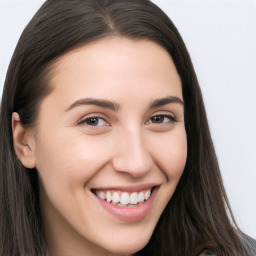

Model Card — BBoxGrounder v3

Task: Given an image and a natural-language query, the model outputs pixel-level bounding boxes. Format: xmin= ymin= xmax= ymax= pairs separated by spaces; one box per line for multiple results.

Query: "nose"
xmin=112 ymin=128 xmax=153 ymax=178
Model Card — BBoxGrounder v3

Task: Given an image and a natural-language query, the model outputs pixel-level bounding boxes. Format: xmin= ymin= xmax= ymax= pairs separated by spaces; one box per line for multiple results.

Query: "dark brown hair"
xmin=0 ymin=0 xmax=250 ymax=255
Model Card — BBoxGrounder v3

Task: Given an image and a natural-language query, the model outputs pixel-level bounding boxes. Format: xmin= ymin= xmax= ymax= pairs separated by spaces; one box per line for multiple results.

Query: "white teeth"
xmin=129 ymin=192 xmax=138 ymax=204
xmin=94 ymin=189 xmax=152 ymax=206
xmin=112 ymin=192 xmax=120 ymax=204
xmin=145 ymin=190 xmax=151 ymax=200
xmin=96 ymin=191 xmax=106 ymax=200
xmin=106 ymin=191 xmax=112 ymax=202
xmin=120 ymin=192 xmax=130 ymax=205
xmin=138 ymin=192 xmax=145 ymax=203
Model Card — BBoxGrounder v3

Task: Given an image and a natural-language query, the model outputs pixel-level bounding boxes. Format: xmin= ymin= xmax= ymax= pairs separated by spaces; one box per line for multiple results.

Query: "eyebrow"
xmin=65 ymin=98 xmax=121 ymax=112
xmin=149 ymin=96 xmax=184 ymax=108
xmin=65 ymin=95 xmax=184 ymax=112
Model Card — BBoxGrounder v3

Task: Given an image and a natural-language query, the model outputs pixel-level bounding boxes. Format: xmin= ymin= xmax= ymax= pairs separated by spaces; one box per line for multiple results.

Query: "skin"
xmin=12 ymin=38 xmax=187 ymax=256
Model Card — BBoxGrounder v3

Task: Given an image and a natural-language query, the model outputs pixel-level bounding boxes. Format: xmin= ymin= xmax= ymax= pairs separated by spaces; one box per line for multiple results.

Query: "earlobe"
xmin=12 ymin=112 xmax=36 ymax=169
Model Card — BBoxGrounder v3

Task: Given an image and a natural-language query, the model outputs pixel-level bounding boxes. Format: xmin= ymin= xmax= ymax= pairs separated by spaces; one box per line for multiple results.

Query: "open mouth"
xmin=91 ymin=187 xmax=155 ymax=208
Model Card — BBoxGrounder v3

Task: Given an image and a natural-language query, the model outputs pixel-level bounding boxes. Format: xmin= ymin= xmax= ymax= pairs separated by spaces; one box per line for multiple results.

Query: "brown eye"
xmin=79 ymin=117 xmax=108 ymax=127
xmin=85 ymin=118 xmax=99 ymax=126
xmin=150 ymin=116 xmax=165 ymax=123
xmin=148 ymin=115 xmax=177 ymax=124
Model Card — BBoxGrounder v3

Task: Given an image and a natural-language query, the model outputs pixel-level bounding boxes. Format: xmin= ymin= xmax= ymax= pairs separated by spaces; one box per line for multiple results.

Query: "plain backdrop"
xmin=0 ymin=0 xmax=255 ymax=239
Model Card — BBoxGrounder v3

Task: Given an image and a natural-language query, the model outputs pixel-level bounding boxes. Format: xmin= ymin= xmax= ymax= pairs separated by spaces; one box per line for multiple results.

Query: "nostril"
xmin=112 ymin=150 xmax=153 ymax=177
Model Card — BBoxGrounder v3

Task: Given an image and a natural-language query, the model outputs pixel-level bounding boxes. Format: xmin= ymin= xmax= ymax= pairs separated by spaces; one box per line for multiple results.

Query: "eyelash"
xmin=78 ymin=115 xmax=109 ymax=127
xmin=78 ymin=114 xmax=178 ymax=128
xmin=146 ymin=114 xmax=178 ymax=125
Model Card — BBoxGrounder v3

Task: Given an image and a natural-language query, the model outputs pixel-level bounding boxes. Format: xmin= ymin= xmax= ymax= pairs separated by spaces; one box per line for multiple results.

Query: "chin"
xmin=101 ymin=231 xmax=152 ymax=255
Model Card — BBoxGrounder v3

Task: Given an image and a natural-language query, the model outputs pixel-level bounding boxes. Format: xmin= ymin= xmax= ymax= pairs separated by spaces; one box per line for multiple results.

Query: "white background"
xmin=0 ymin=0 xmax=255 ymax=238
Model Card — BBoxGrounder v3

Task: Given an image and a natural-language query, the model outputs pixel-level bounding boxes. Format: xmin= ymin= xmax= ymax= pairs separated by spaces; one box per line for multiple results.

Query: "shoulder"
xmin=240 ymin=233 xmax=256 ymax=255
xmin=198 ymin=234 xmax=256 ymax=256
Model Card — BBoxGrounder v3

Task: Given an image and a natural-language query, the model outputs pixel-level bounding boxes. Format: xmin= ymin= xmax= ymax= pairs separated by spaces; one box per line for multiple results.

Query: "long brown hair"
xmin=0 ymin=0 xmax=250 ymax=255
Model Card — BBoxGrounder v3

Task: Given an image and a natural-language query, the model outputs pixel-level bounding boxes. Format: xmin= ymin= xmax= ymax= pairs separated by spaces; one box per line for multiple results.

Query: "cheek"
xmin=35 ymin=132 xmax=111 ymax=223
xmin=151 ymin=128 xmax=187 ymax=180
xmin=34 ymin=129 xmax=116 ymax=199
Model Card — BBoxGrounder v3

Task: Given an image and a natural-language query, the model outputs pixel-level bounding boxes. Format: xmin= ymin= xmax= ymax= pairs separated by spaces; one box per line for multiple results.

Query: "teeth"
xmin=94 ymin=189 xmax=152 ymax=206
xmin=120 ymin=192 xmax=130 ymax=205
xmin=145 ymin=190 xmax=151 ymax=200
xmin=96 ymin=191 xmax=106 ymax=200
xmin=138 ymin=192 xmax=144 ymax=203
xmin=106 ymin=191 xmax=112 ymax=202
xmin=130 ymin=192 xmax=138 ymax=204
xmin=112 ymin=192 xmax=120 ymax=204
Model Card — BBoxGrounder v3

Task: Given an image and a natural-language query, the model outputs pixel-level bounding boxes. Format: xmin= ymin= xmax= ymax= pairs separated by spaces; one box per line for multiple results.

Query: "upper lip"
xmin=91 ymin=183 xmax=160 ymax=192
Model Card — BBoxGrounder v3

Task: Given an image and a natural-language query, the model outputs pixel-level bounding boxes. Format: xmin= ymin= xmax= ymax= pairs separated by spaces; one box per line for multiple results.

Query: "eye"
xmin=79 ymin=116 xmax=109 ymax=127
xmin=146 ymin=114 xmax=177 ymax=124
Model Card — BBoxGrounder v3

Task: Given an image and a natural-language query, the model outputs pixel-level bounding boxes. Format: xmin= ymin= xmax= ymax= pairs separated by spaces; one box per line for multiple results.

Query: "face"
xmin=31 ymin=38 xmax=187 ymax=256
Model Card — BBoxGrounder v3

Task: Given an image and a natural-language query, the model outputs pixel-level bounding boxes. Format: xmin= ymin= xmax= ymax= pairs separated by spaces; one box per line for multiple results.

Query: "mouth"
xmin=90 ymin=185 xmax=159 ymax=221
xmin=91 ymin=188 xmax=153 ymax=208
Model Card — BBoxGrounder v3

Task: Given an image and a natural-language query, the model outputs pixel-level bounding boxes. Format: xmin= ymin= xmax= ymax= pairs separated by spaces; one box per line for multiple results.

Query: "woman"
xmin=0 ymin=0 xmax=255 ymax=255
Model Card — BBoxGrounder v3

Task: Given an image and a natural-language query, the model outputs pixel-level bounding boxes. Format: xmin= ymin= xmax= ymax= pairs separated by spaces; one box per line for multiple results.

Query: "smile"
xmin=91 ymin=185 xmax=158 ymax=221
xmin=93 ymin=189 xmax=152 ymax=207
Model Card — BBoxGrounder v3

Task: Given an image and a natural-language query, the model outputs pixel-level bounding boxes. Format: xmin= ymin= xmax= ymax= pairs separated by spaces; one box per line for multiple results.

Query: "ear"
xmin=12 ymin=112 xmax=36 ymax=169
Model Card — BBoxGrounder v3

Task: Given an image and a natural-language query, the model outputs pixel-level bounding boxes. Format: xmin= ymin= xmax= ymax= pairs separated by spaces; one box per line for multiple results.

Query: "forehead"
xmin=45 ymin=37 xmax=182 ymax=107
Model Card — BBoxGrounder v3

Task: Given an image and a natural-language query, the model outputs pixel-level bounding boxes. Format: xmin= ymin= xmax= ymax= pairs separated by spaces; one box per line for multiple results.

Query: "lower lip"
xmin=92 ymin=188 xmax=158 ymax=222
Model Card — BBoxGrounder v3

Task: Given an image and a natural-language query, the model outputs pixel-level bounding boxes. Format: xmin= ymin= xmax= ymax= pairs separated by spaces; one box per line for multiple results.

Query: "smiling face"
xmin=27 ymin=38 xmax=187 ymax=255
